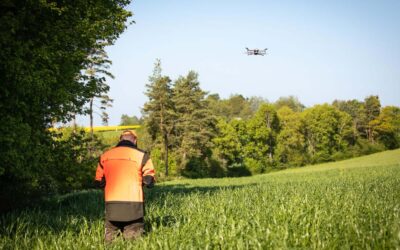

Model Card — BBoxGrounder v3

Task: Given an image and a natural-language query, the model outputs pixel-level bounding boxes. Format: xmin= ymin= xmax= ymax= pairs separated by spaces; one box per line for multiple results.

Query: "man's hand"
xmin=143 ymin=175 xmax=155 ymax=188
xmin=94 ymin=176 xmax=106 ymax=188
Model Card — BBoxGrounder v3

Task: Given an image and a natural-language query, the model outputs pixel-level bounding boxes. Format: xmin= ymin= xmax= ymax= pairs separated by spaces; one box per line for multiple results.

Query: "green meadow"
xmin=1 ymin=149 xmax=399 ymax=249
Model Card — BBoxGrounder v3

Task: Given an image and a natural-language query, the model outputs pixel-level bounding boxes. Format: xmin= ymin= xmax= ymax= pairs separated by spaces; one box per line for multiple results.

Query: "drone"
xmin=245 ymin=48 xmax=268 ymax=56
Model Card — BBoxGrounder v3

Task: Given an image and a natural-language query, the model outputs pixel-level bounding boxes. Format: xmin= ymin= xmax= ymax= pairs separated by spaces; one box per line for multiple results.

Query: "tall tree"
xmin=85 ymin=43 xmax=114 ymax=137
xmin=100 ymin=94 xmax=114 ymax=126
xmin=0 ymin=0 xmax=131 ymax=211
xmin=332 ymin=99 xmax=366 ymax=144
xmin=213 ymin=118 xmax=245 ymax=166
xmin=172 ymin=71 xmax=216 ymax=172
xmin=302 ymin=104 xmax=352 ymax=162
xmin=364 ymin=95 xmax=381 ymax=142
xmin=143 ymin=60 xmax=174 ymax=176
xmin=276 ymin=106 xmax=305 ymax=167
xmin=245 ymin=104 xmax=280 ymax=172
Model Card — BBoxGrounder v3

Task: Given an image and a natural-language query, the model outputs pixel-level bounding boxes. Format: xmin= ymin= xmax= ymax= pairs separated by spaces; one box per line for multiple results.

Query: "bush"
xmin=353 ymin=139 xmax=386 ymax=156
xmin=226 ymin=163 xmax=252 ymax=177
xmin=207 ymin=157 xmax=227 ymax=178
xmin=0 ymin=128 xmax=105 ymax=213
xmin=244 ymin=158 xmax=265 ymax=175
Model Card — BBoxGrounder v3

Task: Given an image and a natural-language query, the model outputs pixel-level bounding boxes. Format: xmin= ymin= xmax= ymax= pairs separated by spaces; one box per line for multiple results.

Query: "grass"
xmin=1 ymin=149 xmax=399 ymax=249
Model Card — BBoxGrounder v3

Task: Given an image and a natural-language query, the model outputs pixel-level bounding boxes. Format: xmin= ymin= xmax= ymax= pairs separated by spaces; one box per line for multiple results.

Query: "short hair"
xmin=119 ymin=130 xmax=137 ymax=141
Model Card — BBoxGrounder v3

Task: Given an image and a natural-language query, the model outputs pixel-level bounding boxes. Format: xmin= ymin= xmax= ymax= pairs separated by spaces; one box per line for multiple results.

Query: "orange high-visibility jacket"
xmin=95 ymin=140 xmax=155 ymax=221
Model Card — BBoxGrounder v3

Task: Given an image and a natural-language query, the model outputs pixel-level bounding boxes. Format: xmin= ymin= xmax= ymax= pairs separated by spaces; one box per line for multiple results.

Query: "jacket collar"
xmin=116 ymin=140 xmax=137 ymax=149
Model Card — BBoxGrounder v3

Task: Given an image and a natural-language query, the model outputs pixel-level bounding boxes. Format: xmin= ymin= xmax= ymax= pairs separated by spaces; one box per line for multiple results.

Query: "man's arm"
xmin=142 ymin=153 xmax=155 ymax=188
xmin=94 ymin=160 xmax=106 ymax=188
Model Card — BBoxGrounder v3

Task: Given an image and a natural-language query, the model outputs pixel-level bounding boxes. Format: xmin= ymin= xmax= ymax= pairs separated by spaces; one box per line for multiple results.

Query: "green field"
xmin=1 ymin=150 xmax=400 ymax=249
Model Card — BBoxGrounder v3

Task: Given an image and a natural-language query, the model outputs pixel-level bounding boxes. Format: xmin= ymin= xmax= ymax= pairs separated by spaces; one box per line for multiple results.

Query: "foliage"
xmin=172 ymin=71 xmax=217 ymax=175
xmin=332 ymin=99 xmax=366 ymax=144
xmin=143 ymin=59 xmax=175 ymax=176
xmin=370 ymin=106 xmax=400 ymax=149
xmin=301 ymin=104 xmax=353 ymax=163
xmin=85 ymin=42 xmax=114 ymax=133
xmin=207 ymin=94 xmax=265 ymax=121
xmin=120 ymin=114 xmax=143 ymax=125
xmin=364 ymin=95 xmax=381 ymax=141
xmin=0 ymin=128 xmax=105 ymax=212
xmin=0 ymin=0 xmax=131 ymax=212
xmin=1 ymin=150 xmax=399 ymax=249
xmin=50 ymin=129 xmax=106 ymax=192
xmin=276 ymin=106 xmax=306 ymax=167
xmin=213 ymin=119 xmax=244 ymax=166
xmin=274 ymin=96 xmax=305 ymax=112
xmin=244 ymin=104 xmax=280 ymax=172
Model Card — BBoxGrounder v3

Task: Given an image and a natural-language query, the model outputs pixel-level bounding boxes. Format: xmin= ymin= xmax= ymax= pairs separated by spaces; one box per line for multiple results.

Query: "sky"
xmin=79 ymin=0 xmax=400 ymax=126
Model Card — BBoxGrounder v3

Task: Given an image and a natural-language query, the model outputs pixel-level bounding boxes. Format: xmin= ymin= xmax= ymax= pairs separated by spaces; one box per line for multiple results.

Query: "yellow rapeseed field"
xmin=50 ymin=125 xmax=141 ymax=133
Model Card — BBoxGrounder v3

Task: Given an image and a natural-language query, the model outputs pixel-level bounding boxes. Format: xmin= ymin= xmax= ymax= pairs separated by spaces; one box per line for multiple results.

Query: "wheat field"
xmin=1 ymin=149 xmax=399 ymax=249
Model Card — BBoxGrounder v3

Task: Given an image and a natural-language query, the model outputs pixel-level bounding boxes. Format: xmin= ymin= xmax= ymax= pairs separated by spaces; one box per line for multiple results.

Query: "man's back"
xmin=101 ymin=146 xmax=146 ymax=202
xmin=95 ymin=137 xmax=155 ymax=223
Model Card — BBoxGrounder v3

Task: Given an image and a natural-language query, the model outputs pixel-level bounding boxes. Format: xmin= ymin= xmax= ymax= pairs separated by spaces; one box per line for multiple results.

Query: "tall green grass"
xmin=1 ymin=150 xmax=399 ymax=249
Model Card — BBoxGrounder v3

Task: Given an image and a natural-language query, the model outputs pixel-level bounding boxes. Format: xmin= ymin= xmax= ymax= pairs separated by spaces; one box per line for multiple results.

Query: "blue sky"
xmin=79 ymin=0 xmax=400 ymax=126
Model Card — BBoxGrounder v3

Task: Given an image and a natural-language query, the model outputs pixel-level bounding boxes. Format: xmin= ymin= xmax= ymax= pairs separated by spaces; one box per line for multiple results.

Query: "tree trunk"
xmin=72 ymin=113 xmax=77 ymax=134
xmin=89 ymin=98 xmax=94 ymax=140
xmin=164 ymin=134 xmax=169 ymax=176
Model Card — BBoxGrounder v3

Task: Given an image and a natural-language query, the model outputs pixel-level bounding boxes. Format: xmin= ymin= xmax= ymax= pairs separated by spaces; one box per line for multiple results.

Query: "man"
xmin=95 ymin=130 xmax=155 ymax=242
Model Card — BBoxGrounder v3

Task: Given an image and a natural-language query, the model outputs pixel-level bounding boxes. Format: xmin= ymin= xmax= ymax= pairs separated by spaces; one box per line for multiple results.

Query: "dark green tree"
xmin=0 ymin=0 xmax=131 ymax=211
xmin=172 ymin=71 xmax=216 ymax=175
xmin=143 ymin=60 xmax=175 ymax=176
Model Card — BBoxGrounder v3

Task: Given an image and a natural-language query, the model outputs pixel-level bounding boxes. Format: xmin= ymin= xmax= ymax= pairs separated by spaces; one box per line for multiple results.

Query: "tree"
xmin=100 ymin=94 xmax=114 ymax=126
xmin=248 ymin=96 xmax=268 ymax=114
xmin=332 ymin=99 xmax=366 ymax=144
xmin=143 ymin=60 xmax=175 ymax=176
xmin=274 ymin=96 xmax=305 ymax=112
xmin=276 ymin=106 xmax=305 ymax=167
xmin=0 ymin=0 xmax=131 ymax=211
xmin=302 ymin=104 xmax=352 ymax=163
xmin=245 ymin=104 xmax=280 ymax=172
xmin=364 ymin=95 xmax=381 ymax=142
xmin=212 ymin=118 xmax=251 ymax=176
xmin=85 ymin=43 xmax=114 ymax=137
xmin=370 ymin=106 xmax=400 ymax=149
xmin=224 ymin=94 xmax=253 ymax=120
xmin=120 ymin=114 xmax=142 ymax=125
xmin=172 ymin=71 xmax=216 ymax=175
xmin=213 ymin=119 xmax=244 ymax=166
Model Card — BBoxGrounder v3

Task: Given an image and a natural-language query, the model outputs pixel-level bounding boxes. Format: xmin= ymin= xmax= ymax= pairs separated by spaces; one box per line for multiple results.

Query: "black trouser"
xmin=105 ymin=217 xmax=144 ymax=242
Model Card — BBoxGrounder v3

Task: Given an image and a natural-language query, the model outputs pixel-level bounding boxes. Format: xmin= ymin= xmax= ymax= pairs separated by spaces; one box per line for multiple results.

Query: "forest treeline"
xmin=142 ymin=60 xmax=400 ymax=178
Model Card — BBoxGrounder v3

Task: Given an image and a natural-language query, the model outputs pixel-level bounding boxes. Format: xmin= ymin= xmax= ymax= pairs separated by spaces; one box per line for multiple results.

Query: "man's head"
xmin=119 ymin=130 xmax=137 ymax=144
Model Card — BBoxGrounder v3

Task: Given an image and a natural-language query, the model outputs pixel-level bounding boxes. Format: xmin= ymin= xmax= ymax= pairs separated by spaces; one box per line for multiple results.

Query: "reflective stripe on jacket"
xmin=95 ymin=140 xmax=155 ymax=221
